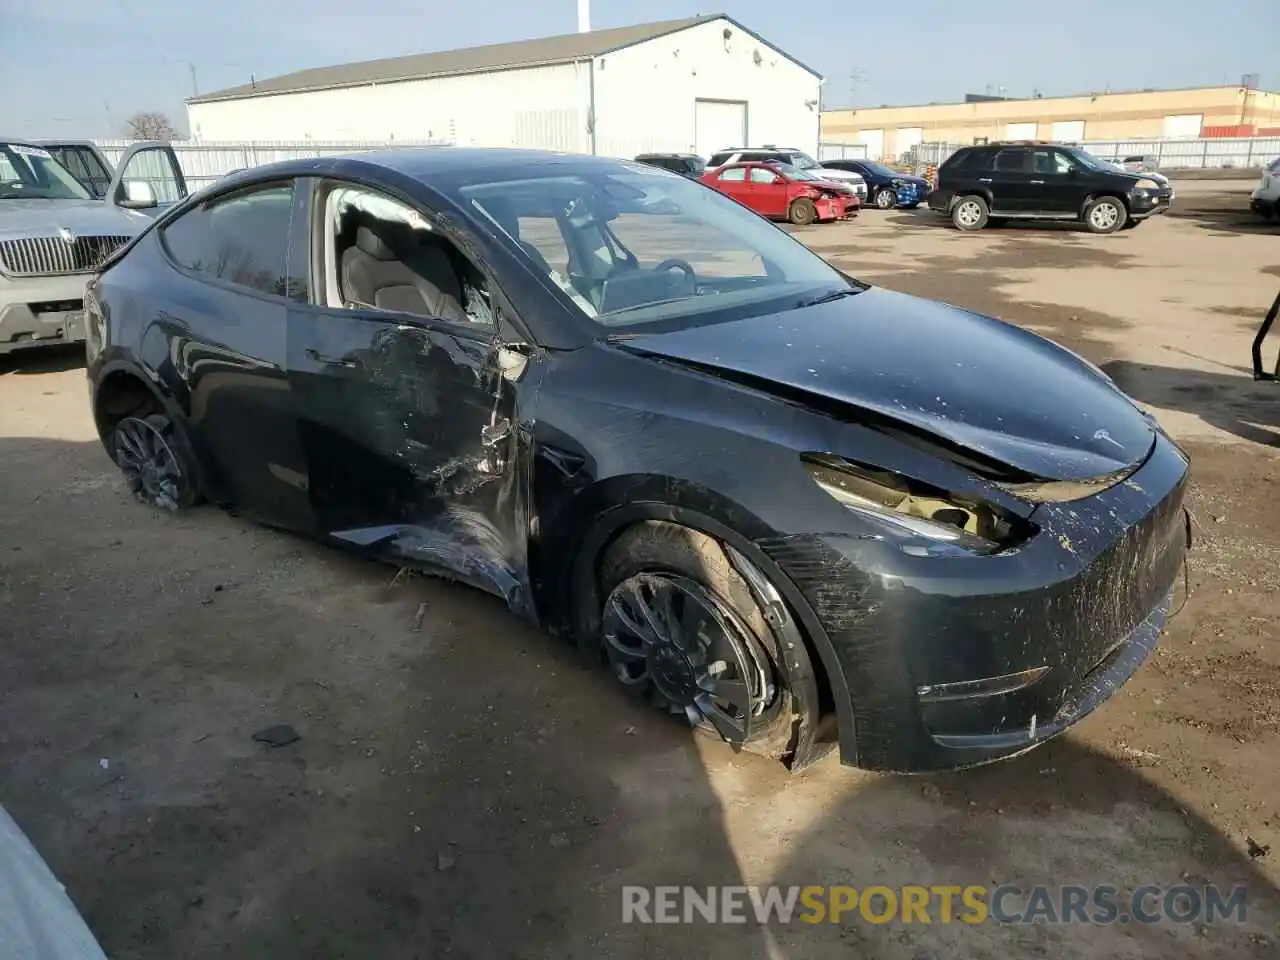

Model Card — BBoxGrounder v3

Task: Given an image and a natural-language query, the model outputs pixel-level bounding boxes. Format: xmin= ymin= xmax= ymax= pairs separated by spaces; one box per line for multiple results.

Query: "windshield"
xmin=1063 ymin=148 xmax=1112 ymax=173
xmin=0 ymin=143 xmax=93 ymax=201
xmin=773 ymin=163 xmax=819 ymax=181
xmin=858 ymin=160 xmax=901 ymax=178
xmin=458 ymin=164 xmax=852 ymax=331
xmin=786 ymin=153 xmax=821 ymax=171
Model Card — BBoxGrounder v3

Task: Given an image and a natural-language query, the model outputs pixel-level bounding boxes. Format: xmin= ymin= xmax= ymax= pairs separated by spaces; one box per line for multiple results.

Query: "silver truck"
xmin=0 ymin=139 xmax=187 ymax=355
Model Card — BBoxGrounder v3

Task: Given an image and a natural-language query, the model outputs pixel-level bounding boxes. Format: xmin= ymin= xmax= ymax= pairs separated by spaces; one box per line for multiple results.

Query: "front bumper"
xmin=1129 ymin=189 xmax=1173 ymax=219
xmin=0 ymin=274 xmax=92 ymax=354
xmin=761 ymin=432 xmax=1191 ymax=772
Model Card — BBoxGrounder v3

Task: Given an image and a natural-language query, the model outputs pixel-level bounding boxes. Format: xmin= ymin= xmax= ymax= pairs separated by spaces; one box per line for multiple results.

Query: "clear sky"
xmin=2 ymin=0 xmax=1272 ymax=139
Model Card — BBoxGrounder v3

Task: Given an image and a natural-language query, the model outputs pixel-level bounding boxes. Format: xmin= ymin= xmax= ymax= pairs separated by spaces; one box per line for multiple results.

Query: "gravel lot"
xmin=1 ymin=182 xmax=1277 ymax=959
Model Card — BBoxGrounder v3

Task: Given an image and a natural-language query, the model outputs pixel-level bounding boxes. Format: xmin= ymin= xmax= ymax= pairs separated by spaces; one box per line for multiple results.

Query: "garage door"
xmin=1005 ymin=122 xmax=1038 ymax=140
xmin=695 ymin=100 xmax=747 ymax=160
xmin=1163 ymin=114 xmax=1203 ymax=138
xmin=1051 ymin=120 xmax=1085 ymax=142
xmin=858 ymin=129 xmax=884 ymax=160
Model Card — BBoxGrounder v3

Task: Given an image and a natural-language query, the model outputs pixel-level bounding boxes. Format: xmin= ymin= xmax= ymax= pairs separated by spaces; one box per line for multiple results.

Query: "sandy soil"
xmin=0 ymin=181 xmax=1276 ymax=959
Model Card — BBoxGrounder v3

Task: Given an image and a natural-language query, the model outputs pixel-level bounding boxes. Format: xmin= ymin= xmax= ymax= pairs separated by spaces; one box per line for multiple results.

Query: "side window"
xmin=324 ymin=183 xmax=493 ymax=328
xmin=748 ymin=167 xmax=777 ymax=184
xmin=718 ymin=167 xmax=747 ymax=182
xmin=994 ymin=149 xmax=1028 ymax=172
xmin=161 ymin=183 xmax=299 ymax=299
xmin=69 ymin=148 xmax=111 ymax=197
xmin=1037 ymin=150 xmax=1075 ymax=175
xmin=707 ymin=152 xmax=733 ymax=167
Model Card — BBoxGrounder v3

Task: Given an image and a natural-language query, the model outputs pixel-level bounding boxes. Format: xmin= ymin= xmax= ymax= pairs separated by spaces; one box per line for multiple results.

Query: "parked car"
xmin=1119 ymin=154 xmax=1159 ymax=174
xmin=700 ymin=161 xmax=857 ymax=224
xmin=633 ymin=153 xmax=706 ymax=178
xmin=1250 ymin=156 xmax=1280 ymax=219
xmin=86 ymin=148 xmax=1190 ymax=773
xmin=706 ymin=146 xmax=868 ymax=200
xmin=0 ymin=140 xmax=187 ymax=354
xmin=928 ymin=142 xmax=1173 ymax=233
xmin=818 ymin=159 xmax=930 ymax=209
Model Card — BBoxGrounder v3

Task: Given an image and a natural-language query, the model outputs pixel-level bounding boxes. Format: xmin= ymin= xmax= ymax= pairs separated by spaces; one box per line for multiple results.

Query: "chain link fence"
xmin=822 ymin=137 xmax=1280 ymax=173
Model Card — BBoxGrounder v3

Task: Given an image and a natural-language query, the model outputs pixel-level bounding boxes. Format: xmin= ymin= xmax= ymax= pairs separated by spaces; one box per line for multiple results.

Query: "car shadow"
xmin=885 ymin=209 xmax=1097 ymax=235
xmin=0 ymin=343 xmax=86 ymax=375
xmin=1167 ymin=192 xmax=1277 ymax=237
xmin=2 ymin=435 xmax=1276 ymax=958
xmin=1102 ymin=359 xmax=1280 ymax=448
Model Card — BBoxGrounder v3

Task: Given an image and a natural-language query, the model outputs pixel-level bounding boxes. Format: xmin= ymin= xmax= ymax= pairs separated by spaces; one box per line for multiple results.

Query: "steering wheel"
xmin=651 ymin=258 xmax=697 ymax=288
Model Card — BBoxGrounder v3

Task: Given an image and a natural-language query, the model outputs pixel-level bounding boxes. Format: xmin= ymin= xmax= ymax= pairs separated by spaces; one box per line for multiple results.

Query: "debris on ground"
xmin=412 ymin=602 xmax=428 ymax=632
xmin=251 ymin=724 xmax=301 ymax=748
xmin=437 ymin=851 xmax=455 ymax=871
xmin=1246 ymin=836 xmax=1270 ymax=860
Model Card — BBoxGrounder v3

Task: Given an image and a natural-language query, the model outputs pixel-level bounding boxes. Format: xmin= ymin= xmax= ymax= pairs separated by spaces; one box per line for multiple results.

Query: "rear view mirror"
xmin=122 ymin=180 xmax=156 ymax=208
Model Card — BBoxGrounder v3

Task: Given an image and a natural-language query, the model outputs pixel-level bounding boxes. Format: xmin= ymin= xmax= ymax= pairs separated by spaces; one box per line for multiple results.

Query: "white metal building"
xmin=185 ymin=15 xmax=823 ymax=159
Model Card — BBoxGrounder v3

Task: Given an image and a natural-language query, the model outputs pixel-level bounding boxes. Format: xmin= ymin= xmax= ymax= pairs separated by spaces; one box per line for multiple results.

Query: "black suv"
xmin=928 ymin=142 xmax=1173 ymax=233
xmin=633 ymin=153 xmax=706 ymax=178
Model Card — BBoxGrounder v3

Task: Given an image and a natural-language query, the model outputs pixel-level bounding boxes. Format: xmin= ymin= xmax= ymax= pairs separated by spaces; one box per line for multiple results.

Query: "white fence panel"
xmin=817 ymin=142 xmax=869 ymax=161
xmin=94 ymin=139 xmax=451 ymax=190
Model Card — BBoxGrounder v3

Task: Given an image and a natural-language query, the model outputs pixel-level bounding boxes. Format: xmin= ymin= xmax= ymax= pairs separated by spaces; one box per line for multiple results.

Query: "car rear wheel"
xmin=596 ymin=521 xmax=810 ymax=761
xmin=112 ymin=412 xmax=200 ymax=511
xmin=952 ymin=195 xmax=989 ymax=231
xmin=1084 ymin=197 xmax=1125 ymax=234
xmin=875 ymin=188 xmax=897 ymax=209
xmin=788 ymin=198 xmax=817 ymax=226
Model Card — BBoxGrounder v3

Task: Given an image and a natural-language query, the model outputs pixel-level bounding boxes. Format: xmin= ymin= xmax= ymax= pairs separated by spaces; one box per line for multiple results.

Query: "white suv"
xmin=1251 ymin=156 xmax=1280 ymax=220
xmin=706 ymin=146 xmax=868 ymax=199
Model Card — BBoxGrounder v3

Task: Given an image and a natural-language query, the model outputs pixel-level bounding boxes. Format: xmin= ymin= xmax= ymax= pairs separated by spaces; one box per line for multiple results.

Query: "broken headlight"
xmin=803 ymin=455 xmax=1026 ymax=556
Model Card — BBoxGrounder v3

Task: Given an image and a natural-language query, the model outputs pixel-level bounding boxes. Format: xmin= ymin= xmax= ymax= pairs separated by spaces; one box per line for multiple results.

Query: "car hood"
xmin=814 ymin=167 xmax=865 ymax=183
xmin=621 ymin=287 xmax=1155 ymax=481
xmin=0 ymin=199 xmax=151 ymax=240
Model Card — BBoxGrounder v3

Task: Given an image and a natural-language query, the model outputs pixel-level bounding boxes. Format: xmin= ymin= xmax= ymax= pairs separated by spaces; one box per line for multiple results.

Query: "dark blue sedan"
xmin=820 ymin=159 xmax=930 ymax=209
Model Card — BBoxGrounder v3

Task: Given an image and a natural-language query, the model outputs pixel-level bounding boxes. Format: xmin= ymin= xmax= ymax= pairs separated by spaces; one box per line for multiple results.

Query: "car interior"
xmin=322 ymin=185 xmax=493 ymax=327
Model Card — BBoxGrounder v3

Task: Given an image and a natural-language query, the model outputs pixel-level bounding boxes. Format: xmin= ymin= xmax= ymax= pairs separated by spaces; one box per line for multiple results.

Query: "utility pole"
xmin=848 ymin=68 xmax=865 ymax=107
xmin=187 ymin=62 xmax=199 ymax=97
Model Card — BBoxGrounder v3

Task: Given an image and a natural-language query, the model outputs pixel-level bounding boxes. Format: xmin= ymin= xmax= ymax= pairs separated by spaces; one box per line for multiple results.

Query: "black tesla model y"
xmin=85 ymin=148 xmax=1191 ymax=772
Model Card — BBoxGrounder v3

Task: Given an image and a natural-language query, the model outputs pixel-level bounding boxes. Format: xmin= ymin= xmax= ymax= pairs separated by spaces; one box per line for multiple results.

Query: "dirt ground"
xmin=1 ymin=182 xmax=1277 ymax=959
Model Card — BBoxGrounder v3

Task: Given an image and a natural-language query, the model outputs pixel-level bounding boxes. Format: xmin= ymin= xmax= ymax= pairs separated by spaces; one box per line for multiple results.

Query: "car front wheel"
xmin=1084 ymin=197 xmax=1126 ymax=234
xmin=788 ymin=198 xmax=817 ymax=226
xmin=596 ymin=521 xmax=812 ymax=762
xmin=875 ymin=188 xmax=897 ymax=209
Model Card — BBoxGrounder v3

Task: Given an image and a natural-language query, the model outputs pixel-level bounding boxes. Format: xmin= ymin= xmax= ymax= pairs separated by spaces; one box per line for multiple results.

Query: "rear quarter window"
xmin=707 ymin=152 xmax=734 ymax=167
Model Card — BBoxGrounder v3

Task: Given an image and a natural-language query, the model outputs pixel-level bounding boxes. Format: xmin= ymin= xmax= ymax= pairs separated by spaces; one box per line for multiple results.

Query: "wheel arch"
xmin=952 ymin=188 xmax=994 ymax=209
xmin=1080 ymin=191 xmax=1131 ymax=214
xmin=91 ymin=360 xmax=212 ymax=496
xmin=545 ymin=476 xmax=857 ymax=766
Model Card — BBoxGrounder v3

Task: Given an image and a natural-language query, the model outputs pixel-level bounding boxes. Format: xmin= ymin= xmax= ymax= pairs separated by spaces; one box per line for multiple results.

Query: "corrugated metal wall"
xmin=184 ymin=63 xmax=589 ymax=152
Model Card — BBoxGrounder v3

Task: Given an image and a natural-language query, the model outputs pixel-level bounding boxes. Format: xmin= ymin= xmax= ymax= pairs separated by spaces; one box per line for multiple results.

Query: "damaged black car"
xmin=84 ymin=149 xmax=1191 ymax=772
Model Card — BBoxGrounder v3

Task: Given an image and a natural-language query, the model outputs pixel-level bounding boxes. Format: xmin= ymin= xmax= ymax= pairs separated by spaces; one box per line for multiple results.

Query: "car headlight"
xmin=803 ymin=455 xmax=1029 ymax=557
xmin=891 ymin=178 xmax=906 ymax=187
xmin=1134 ymin=178 xmax=1160 ymax=190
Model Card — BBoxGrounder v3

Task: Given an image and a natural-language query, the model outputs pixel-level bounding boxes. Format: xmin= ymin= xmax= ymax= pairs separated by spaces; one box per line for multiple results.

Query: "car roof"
xmin=220 ymin=147 xmax=650 ymax=187
xmin=636 ymin=153 xmax=700 ymax=159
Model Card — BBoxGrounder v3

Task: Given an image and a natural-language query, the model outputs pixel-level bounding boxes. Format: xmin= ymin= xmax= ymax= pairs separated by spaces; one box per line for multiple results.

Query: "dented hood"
xmin=623 ymin=287 xmax=1155 ymax=482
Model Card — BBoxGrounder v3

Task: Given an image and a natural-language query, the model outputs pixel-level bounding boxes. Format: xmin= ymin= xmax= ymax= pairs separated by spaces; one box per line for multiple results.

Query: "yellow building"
xmin=821 ymin=86 xmax=1280 ymax=161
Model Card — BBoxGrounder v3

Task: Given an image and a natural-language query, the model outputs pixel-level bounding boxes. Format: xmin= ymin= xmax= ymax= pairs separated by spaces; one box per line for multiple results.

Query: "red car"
xmin=699 ymin=161 xmax=859 ymax=225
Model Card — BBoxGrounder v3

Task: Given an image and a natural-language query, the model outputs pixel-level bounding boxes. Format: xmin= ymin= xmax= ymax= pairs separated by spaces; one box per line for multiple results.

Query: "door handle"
xmin=306 ymin=348 xmax=358 ymax=369
xmin=978 ymin=177 xmax=992 ymax=183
